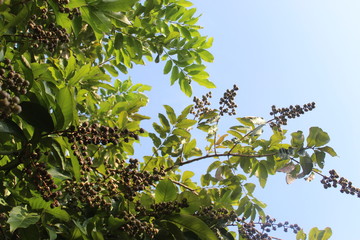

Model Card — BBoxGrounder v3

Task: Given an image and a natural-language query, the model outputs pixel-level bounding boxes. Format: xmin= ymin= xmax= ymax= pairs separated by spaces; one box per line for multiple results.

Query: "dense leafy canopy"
xmin=0 ymin=0 xmax=336 ymax=239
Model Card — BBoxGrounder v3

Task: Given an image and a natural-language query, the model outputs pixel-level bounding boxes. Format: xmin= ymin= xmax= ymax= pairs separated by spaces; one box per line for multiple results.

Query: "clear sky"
xmin=129 ymin=1 xmax=360 ymax=239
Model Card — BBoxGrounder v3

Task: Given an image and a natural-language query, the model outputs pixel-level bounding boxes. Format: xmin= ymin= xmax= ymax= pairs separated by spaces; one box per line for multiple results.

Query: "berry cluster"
xmin=23 ymin=149 xmax=61 ymax=208
xmin=53 ymin=0 xmax=81 ymax=20
xmin=27 ymin=15 xmax=70 ymax=52
xmin=63 ymin=122 xmax=144 ymax=173
xmin=190 ymin=92 xmax=213 ymax=118
xmin=269 ymin=102 xmax=316 ymax=129
xmin=119 ymin=211 xmax=159 ymax=238
xmin=196 ymin=206 xmax=237 ymax=225
xmin=63 ymin=178 xmax=111 ymax=211
xmin=63 ymin=158 xmax=166 ymax=211
xmin=148 ymin=199 xmax=189 ymax=217
xmin=239 ymin=215 xmax=301 ymax=240
xmin=0 ymin=59 xmax=29 ymax=118
xmin=219 ymin=84 xmax=238 ymax=116
xmin=106 ymin=158 xmax=166 ymax=201
xmin=321 ymin=170 xmax=360 ymax=197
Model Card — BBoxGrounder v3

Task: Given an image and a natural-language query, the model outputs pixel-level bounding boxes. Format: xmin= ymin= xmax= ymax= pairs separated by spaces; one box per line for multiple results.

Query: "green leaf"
xmin=0 ymin=119 xmax=27 ymax=142
xmin=312 ymin=151 xmax=325 ymax=169
xmin=170 ymin=66 xmax=179 ymax=85
xmin=164 ymin=105 xmax=177 ymax=124
xmin=318 ymin=146 xmax=337 ymax=157
xmin=155 ymin=179 xmax=178 ymax=203
xmin=192 ymin=78 xmax=216 ymax=88
xmin=158 ymin=113 xmax=170 ymax=132
xmin=173 ymin=128 xmax=191 ymax=139
xmin=66 ymin=0 xmax=87 ymax=8
xmin=179 ymin=77 xmax=192 ymax=96
xmin=196 ymin=49 xmax=214 ymax=62
xmin=176 ymin=119 xmax=197 ymax=128
xmin=165 ymin=214 xmax=218 ymax=240
xmin=114 ymin=33 xmax=124 ymax=49
xmin=317 ymin=227 xmax=332 ymax=240
xmin=149 ymin=133 xmax=161 ymax=147
xmin=177 ymin=105 xmax=193 ymax=122
xmin=300 ymin=155 xmax=313 ymax=176
xmin=307 ymin=127 xmax=330 ymax=147
xmin=177 ymin=0 xmax=194 ymax=7
xmin=7 ymin=206 xmax=40 ymax=232
xmin=164 ymin=60 xmax=173 ymax=74
xmin=95 ymin=0 xmax=138 ymax=12
xmin=296 ymin=229 xmax=307 ymax=240
xmin=183 ymin=139 xmax=196 ymax=158
xmin=19 ymin=102 xmax=54 ymax=133
xmin=56 ymin=87 xmax=74 ymax=130
xmin=257 ymin=163 xmax=268 ymax=188
xmin=244 ymin=183 xmax=256 ymax=195
xmin=28 ymin=197 xmax=70 ymax=222
xmin=291 ymin=131 xmax=304 ymax=148
xmin=68 ymin=64 xmax=91 ymax=86
xmin=118 ymin=111 xmax=128 ymax=129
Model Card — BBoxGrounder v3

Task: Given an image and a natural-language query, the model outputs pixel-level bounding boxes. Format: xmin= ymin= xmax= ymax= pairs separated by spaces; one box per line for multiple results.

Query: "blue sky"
xmin=129 ymin=1 xmax=360 ymax=239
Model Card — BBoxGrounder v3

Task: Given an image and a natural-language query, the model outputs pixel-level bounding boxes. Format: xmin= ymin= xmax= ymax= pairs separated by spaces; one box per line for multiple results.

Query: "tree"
xmin=0 ymin=0 xmax=338 ymax=239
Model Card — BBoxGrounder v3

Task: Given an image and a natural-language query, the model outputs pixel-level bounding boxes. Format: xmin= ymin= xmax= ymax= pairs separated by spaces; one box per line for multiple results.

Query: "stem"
xmin=166 ymin=152 xmax=276 ymax=171
xmin=169 ymin=179 xmax=199 ymax=195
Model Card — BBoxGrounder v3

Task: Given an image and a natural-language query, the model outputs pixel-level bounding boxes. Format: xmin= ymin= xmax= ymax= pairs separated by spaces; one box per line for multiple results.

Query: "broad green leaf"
xmin=0 ymin=119 xmax=26 ymax=142
xmin=66 ymin=0 xmax=87 ymax=8
xmin=296 ymin=229 xmax=307 ymax=240
xmin=118 ymin=111 xmax=128 ymax=129
xmin=164 ymin=105 xmax=177 ymax=124
xmin=300 ymin=155 xmax=313 ymax=176
xmin=158 ymin=113 xmax=170 ymax=132
xmin=307 ymin=127 xmax=330 ymax=147
xmin=28 ymin=197 xmax=70 ymax=222
xmin=19 ymin=102 xmax=54 ymax=133
xmin=7 ymin=206 xmax=40 ymax=232
xmin=68 ymin=64 xmax=91 ymax=86
xmin=318 ymin=146 xmax=337 ymax=157
xmin=1 ymin=3 xmax=29 ymax=35
xmin=193 ymin=78 xmax=216 ymax=88
xmin=244 ymin=183 xmax=256 ymax=195
xmin=312 ymin=151 xmax=325 ymax=169
xmin=164 ymin=60 xmax=173 ymax=74
xmin=149 ymin=133 xmax=161 ymax=147
xmin=165 ymin=214 xmax=218 ymax=240
xmin=196 ymin=49 xmax=214 ymax=62
xmin=183 ymin=139 xmax=196 ymax=158
xmin=177 ymin=105 xmax=193 ymax=122
xmin=173 ymin=128 xmax=191 ymax=139
xmin=95 ymin=0 xmax=138 ymax=12
xmin=317 ymin=227 xmax=332 ymax=240
xmin=257 ymin=163 xmax=268 ymax=188
xmin=177 ymin=0 xmax=194 ymax=7
xmin=56 ymin=87 xmax=74 ymax=130
xmin=155 ymin=179 xmax=178 ymax=203
xmin=179 ymin=77 xmax=192 ymax=96
xmin=182 ymin=171 xmax=195 ymax=181
xmin=170 ymin=66 xmax=179 ymax=85
xmin=176 ymin=119 xmax=197 ymax=128
xmin=291 ymin=131 xmax=304 ymax=148
xmin=114 ymin=33 xmax=124 ymax=49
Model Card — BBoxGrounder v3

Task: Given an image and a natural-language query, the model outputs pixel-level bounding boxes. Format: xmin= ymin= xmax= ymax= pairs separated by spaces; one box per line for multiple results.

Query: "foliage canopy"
xmin=0 ymin=0 xmax=336 ymax=239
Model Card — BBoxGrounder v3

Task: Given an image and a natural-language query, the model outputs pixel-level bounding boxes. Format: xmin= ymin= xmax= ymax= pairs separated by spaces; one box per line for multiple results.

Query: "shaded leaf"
xmin=165 ymin=214 xmax=218 ymax=240
xmin=155 ymin=179 xmax=178 ymax=203
xmin=19 ymin=102 xmax=54 ymax=132
xmin=7 ymin=206 xmax=40 ymax=232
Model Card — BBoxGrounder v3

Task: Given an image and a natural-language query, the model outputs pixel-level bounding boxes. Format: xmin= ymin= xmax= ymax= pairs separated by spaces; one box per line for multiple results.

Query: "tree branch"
xmin=166 ymin=152 xmax=276 ymax=171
